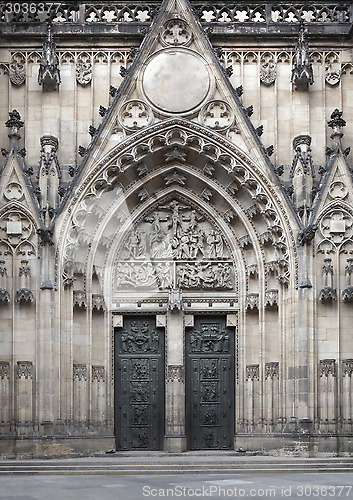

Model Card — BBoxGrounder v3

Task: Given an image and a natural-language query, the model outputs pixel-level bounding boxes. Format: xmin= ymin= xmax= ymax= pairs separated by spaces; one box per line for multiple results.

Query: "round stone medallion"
xmin=142 ymin=50 xmax=210 ymax=113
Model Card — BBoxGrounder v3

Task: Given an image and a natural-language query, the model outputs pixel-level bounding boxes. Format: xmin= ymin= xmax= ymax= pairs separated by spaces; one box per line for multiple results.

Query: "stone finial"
xmin=5 ymin=109 xmax=23 ymax=151
xmin=38 ymin=24 xmax=61 ymax=91
xmin=291 ymin=23 xmax=314 ymax=90
xmin=327 ymin=108 xmax=346 ymax=143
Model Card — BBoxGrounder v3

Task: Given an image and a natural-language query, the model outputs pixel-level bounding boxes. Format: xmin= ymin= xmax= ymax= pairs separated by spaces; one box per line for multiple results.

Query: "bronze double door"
xmin=115 ymin=315 xmax=235 ymax=451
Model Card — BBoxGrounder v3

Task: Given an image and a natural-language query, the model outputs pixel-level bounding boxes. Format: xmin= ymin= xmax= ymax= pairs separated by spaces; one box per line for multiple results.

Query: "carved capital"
xmin=73 ymin=290 xmax=87 ymax=309
xmin=168 ymin=288 xmax=183 ymax=311
xmin=92 ymin=294 xmax=106 ymax=312
xmin=246 ymin=364 xmax=259 ymax=381
xmin=265 ymin=362 xmax=279 ymax=379
xmin=166 ymin=365 xmax=185 ymax=383
xmin=342 ymin=359 xmax=353 ymax=377
xmin=0 ymin=289 xmax=10 ymax=303
xmin=246 ymin=293 xmax=259 ymax=310
xmin=264 ymin=290 xmax=278 ymax=308
xmin=73 ymin=363 xmax=87 ymax=381
xmin=92 ymin=365 xmax=105 ymax=382
xmin=16 ymin=288 xmax=34 ymax=303
xmin=0 ymin=361 xmax=10 ymax=380
xmin=17 ymin=361 xmax=33 ymax=379
xmin=320 ymin=359 xmax=336 ymax=377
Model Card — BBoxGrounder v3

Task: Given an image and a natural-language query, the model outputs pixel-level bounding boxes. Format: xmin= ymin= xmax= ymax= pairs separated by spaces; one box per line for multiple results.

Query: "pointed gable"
xmin=314 ymin=109 xmax=353 ymax=218
xmin=76 ymin=0 xmax=276 ymax=183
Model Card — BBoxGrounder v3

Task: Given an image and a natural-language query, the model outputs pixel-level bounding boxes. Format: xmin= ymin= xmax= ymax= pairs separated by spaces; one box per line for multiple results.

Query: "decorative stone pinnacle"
xmin=38 ymin=24 xmax=61 ymax=91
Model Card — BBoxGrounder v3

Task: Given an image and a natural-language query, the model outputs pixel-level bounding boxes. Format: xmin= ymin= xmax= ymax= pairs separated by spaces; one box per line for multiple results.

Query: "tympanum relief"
xmin=115 ymin=199 xmax=234 ymax=291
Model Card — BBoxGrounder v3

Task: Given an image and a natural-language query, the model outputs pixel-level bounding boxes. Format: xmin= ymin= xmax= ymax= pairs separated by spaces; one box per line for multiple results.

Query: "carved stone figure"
xmin=206 ymin=230 xmax=224 ymax=258
xmin=38 ymin=24 xmax=61 ymax=90
xmin=291 ymin=24 xmax=314 ymax=90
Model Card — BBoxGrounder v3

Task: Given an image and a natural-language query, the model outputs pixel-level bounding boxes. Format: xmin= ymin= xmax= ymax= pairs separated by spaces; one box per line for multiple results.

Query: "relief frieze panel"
xmin=115 ymin=199 xmax=235 ymax=291
xmin=120 ymin=320 xmax=160 ymax=353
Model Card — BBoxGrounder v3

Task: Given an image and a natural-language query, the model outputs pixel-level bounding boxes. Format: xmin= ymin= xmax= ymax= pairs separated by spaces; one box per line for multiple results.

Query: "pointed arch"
xmin=57 ymin=118 xmax=298 ymax=300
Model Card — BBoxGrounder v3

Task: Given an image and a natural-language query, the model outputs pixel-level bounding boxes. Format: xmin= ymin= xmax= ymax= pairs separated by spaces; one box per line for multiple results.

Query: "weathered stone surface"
xmin=0 ymin=0 xmax=352 ymax=457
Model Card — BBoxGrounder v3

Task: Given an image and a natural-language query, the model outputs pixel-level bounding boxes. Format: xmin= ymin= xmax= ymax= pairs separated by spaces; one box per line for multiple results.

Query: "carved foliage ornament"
xmin=0 ymin=361 xmax=10 ymax=379
xmin=246 ymin=364 xmax=259 ymax=381
xmin=265 ymin=362 xmax=279 ymax=379
xmin=92 ymin=365 xmax=105 ymax=381
xmin=320 ymin=359 xmax=336 ymax=377
xmin=166 ymin=365 xmax=185 ymax=383
xmin=17 ymin=361 xmax=33 ymax=379
xmin=73 ymin=363 xmax=87 ymax=381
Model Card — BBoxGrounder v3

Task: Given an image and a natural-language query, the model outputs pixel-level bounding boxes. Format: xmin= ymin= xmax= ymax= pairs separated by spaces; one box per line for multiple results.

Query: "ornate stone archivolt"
xmin=59 ymin=121 xmax=296 ymax=301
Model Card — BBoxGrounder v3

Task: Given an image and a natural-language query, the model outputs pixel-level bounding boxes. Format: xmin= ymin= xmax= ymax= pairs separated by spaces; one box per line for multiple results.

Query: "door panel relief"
xmin=115 ymin=316 xmax=164 ymax=450
xmin=186 ymin=316 xmax=235 ymax=450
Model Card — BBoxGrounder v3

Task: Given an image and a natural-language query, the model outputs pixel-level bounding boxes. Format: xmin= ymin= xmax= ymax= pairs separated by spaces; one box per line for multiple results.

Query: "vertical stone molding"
xmin=245 ymin=364 xmax=260 ymax=432
xmin=165 ymin=365 xmax=186 ymax=450
xmin=0 ymin=361 xmax=10 ymax=434
xmin=265 ymin=362 xmax=279 ymax=432
xmin=342 ymin=359 xmax=353 ymax=432
xmin=319 ymin=359 xmax=337 ymax=432
xmin=319 ymin=259 xmax=337 ymax=301
xmin=165 ymin=310 xmax=186 ymax=452
xmin=91 ymin=366 xmax=106 ymax=428
xmin=73 ymin=363 xmax=87 ymax=425
xmin=16 ymin=361 xmax=34 ymax=434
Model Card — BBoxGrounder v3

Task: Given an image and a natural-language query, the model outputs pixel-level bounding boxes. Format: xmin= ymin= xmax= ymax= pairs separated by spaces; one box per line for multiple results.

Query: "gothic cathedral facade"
xmin=0 ymin=0 xmax=353 ymax=457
